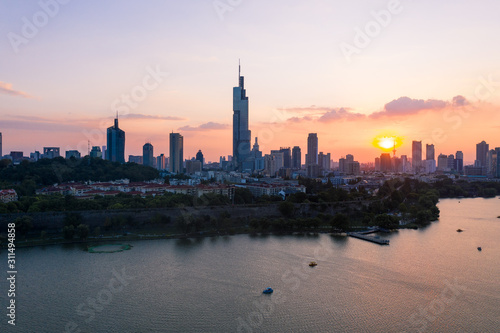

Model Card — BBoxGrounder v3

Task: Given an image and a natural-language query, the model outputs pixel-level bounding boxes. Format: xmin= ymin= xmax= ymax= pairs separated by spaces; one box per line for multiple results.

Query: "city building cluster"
xmin=1 ymin=65 xmax=499 ymax=181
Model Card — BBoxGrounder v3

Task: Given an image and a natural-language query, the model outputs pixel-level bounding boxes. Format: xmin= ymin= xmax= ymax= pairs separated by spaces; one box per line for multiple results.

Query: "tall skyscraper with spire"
xmin=233 ymin=61 xmax=252 ymax=171
xmin=106 ymin=114 xmax=125 ymax=163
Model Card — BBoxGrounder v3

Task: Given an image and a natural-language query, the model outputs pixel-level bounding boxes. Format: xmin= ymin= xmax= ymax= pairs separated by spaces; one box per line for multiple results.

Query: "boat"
xmin=309 ymin=261 xmax=317 ymax=267
xmin=262 ymin=287 xmax=273 ymax=294
xmin=456 ymin=229 xmax=463 ymax=232
xmin=477 ymin=247 xmax=482 ymax=251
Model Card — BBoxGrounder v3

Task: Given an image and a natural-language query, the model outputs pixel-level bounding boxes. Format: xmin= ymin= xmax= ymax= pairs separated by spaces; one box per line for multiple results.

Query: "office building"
xmin=143 ymin=142 xmax=154 ymax=168
xmin=233 ymin=62 xmax=252 ymax=171
xmin=196 ymin=150 xmax=204 ymax=167
xmin=157 ymin=154 xmax=166 ymax=170
xmin=128 ymin=155 xmax=142 ymax=164
xmin=43 ymin=147 xmax=60 ymax=159
xmin=280 ymin=147 xmax=291 ymax=169
xmin=318 ymin=152 xmax=331 ymax=171
xmin=169 ymin=132 xmax=183 ymax=173
xmin=106 ymin=116 xmax=125 ymax=163
xmin=412 ymin=141 xmax=422 ymax=173
xmin=455 ymin=151 xmax=464 ymax=173
xmin=10 ymin=151 xmax=23 ymax=163
xmin=426 ymin=144 xmax=435 ymax=160
xmin=65 ymin=150 xmax=81 ymax=159
xmin=90 ymin=146 xmax=102 ymax=158
xmin=476 ymin=141 xmax=489 ymax=168
xmin=292 ymin=146 xmax=301 ymax=169
xmin=306 ymin=133 xmax=318 ymax=167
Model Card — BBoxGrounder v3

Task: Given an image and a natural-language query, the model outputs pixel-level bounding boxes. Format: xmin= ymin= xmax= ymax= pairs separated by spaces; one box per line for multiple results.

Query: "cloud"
xmin=0 ymin=82 xmax=33 ymax=98
xmin=282 ymin=106 xmax=333 ymax=116
xmin=122 ymin=113 xmax=186 ymax=121
xmin=283 ymin=106 xmax=365 ymax=123
xmin=452 ymin=95 xmax=469 ymax=107
xmin=178 ymin=122 xmax=229 ymax=131
xmin=1 ymin=120 xmax=84 ymax=132
xmin=318 ymin=108 xmax=365 ymax=122
xmin=370 ymin=96 xmax=449 ymax=118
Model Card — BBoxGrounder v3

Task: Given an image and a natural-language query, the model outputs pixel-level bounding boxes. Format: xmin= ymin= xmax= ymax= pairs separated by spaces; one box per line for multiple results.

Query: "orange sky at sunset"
xmin=2 ymin=1 xmax=500 ymax=164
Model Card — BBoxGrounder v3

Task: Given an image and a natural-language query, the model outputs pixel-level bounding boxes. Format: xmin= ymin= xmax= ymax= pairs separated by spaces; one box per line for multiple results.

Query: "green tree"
xmin=63 ymin=225 xmax=75 ymax=239
xmin=15 ymin=216 xmax=33 ymax=238
xmin=279 ymin=201 xmax=295 ymax=218
xmin=76 ymin=224 xmax=90 ymax=240
xmin=331 ymin=213 xmax=350 ymax=231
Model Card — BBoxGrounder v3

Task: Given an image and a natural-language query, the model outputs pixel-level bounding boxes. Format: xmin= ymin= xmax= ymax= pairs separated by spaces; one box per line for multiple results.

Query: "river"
xmin=1 ymin=197 xmax=499 ymax=332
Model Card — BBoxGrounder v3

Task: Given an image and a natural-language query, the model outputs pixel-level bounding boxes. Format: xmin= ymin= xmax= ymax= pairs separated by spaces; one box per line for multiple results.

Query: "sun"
xmin=372 ymin=135 xmax=404 ymax=152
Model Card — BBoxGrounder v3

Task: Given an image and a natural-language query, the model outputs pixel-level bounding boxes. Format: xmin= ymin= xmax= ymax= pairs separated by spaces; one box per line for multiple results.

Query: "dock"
xmin=347 ymin=232 xmax=390 ymax=245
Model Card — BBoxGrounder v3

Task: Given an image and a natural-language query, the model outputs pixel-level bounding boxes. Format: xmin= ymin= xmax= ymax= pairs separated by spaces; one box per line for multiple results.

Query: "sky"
xmin=1 ymin=0 xmax=500 ymax=164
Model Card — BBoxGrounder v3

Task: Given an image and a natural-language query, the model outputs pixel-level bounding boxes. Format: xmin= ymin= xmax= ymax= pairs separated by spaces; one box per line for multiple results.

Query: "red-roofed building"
xmin=0 ymin=189 xmax=18 ymax=203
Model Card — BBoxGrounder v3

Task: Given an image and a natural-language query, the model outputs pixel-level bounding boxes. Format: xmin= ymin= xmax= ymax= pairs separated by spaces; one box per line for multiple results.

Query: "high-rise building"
xmin=496 ymin=148 xmax=500 ymax=178
xmin=447 ymin=154 xmax=455 ymax=170
xmin=196 ymin=150 xmax=204 ymax=167
xmin=292 ymin=146 xmax=301 ymax=169
xmin=169 ymin=132 xmax=183 ymax=173
xmin=437 ymin=154 xmax=448 ymax=171
xmin=380 ymin=153 xmax=392 ymax=172
xmin=128 ymin=155 xmax=143 ymax=164
xmin=455 ymin=151 xmax=464 ymax=173
xmin=43 ymin=147 xmax=60 ymax=159
xmin=318 ymin=152 xmax=331 ymax=171
xmin=65 ymin=150 xmax=81 ymax=159
xmin=401 ymin=155 xmax=409 ymax=173
xmin=270 ymin=150 xmax=284 ymax=170
xmin=90 ymin=146 xmax=102 ymax=158
xmin=10 ymin=151 xmax=23 ymax=163
xmin=143 ymin=143 xmax=154 ymax=167
xmin=476 ymin=141 xmax=489 ymax=168
xmin=0 ymin=132 xmax=2 ymax=157
xmin=233 ymin=62 xmax=252 ymax=171
xmin=30 ymin=151 xmax=41 ymax=162
xmin=251 ymin=137 xmax=262 ymax=159
xmin=412 ymin=141 xmax=422 ymax=173
xmin=186 ymin=160 xmax=202 ymax=174
xmin=426 ymin=144 xmax=435 ymax=160
xmin=106 ymin=116 xmax=125 ymax=163
xmin=306 ymin=133 xmax=318 ymax=167
xmin=280 ymin=147 xmax=291 ymax=168
xmin=157 ymin=154 xmax=166 ymax=170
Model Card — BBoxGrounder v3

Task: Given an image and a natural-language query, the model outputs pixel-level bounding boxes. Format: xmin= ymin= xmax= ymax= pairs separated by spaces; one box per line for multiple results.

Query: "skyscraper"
xmin=157 ymin=154 xmax=166 ymax=170
xmin=306 ymin=133 xmax=318 ymax=167
xmin=106 ymin=116 xmax=125 ymax=163
xmin=252 ymin=137 xmax=262 ymax=159
xmin=0 ymin=132 xmax=2 ymax=157
xmin=196 ymin=150 xmax=204 ymax=167
xmin=292 ymin=146 xmax=301 ymax=169
xmin=143 ymin=142 xmax=154 ymax=167
xmin=169 ymin=133 xmax=183 ymax=173
xmin=455 ymin=151 xmax=464 ymax=173
xmin=426 ymin=144 xmax=435 ymax=160
xmin=280 ymin=147 xmax=291 ymax=168
xmin=233 ymin=62 xmax=251 ymax=171
xmin=412 ymin=141 xmax=422 ymax=173
xmin=476 ymin=140 xmax=489 ymax=168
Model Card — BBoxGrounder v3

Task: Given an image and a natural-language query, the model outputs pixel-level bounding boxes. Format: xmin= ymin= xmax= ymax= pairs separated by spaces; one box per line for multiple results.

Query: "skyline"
xmin=1 ymin=1 xmax=500 ymax=163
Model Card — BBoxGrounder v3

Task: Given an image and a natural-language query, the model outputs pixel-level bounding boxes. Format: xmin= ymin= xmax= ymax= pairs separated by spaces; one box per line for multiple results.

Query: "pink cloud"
xmin=0 ymin=82 xmax=32 ymax=98
xmin=371 ymin=96 xmax=448 ymax=118
xmin=178 ymin=122 xmax=229 ymax=131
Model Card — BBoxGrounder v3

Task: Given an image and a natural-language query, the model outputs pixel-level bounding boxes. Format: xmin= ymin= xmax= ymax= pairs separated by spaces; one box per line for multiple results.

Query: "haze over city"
xmin=2 ymin=0 xmax=500 ymax=163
